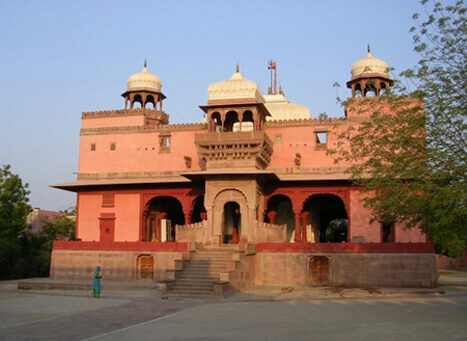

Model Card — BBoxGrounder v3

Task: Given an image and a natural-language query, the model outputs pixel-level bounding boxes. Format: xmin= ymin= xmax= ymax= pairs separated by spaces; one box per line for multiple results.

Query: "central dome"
xmin=127 ymin=63 xmax=162 ymax=92
xmin=351 ymin=47 xmax=389 ymax=79
xmin=207 ymin=67 xmax=264 ymax=103
xmin=264 ymin=94 xmax=311 ymax=120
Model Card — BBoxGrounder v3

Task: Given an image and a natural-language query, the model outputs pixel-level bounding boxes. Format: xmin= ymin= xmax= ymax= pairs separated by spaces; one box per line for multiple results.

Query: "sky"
xmin=0 ymin=0 xmax=427 ymax=211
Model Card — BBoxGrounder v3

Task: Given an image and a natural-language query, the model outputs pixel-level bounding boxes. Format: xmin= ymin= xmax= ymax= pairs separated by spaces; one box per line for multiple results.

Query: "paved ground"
xmin=0 ymin=270 xmax=466 ymax=341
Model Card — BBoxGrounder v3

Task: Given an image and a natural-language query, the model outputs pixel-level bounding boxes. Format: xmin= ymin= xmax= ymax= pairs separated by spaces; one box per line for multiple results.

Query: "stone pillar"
xmin=294 ymin=211 xmax=301 ymax=243
xmin=301 ymin=211 xmax=309 ymax=242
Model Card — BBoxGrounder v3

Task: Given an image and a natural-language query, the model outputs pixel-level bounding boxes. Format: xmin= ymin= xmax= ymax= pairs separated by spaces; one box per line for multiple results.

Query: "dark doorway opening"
xmin=223 ymin=201 xmax=240 ymax=244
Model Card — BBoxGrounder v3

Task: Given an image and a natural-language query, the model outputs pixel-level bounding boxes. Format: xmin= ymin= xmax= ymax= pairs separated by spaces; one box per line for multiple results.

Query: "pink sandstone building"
xmin=52 ymin=50 xmax=437 ymax=295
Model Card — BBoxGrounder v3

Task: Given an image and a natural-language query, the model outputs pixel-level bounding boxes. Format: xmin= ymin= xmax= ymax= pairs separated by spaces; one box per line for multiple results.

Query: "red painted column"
xmin=294 ymin=212 xmax=301 ymax=243
xmin=183 ymin=210 xmax=191 ymax=225
xmin=301 ymin=211 xmax=309 ymax=242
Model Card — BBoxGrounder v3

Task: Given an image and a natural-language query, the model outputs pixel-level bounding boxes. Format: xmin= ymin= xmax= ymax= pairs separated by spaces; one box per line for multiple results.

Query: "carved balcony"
xmin=194 ymin=131 xmax=273 ymax=169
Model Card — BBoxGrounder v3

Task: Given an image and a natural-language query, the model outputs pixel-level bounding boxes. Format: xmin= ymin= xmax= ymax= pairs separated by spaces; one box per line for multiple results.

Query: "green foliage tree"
xmin=0 ymin=164 xmax=32 ymax=278
xmin=329 ymin=0 xmax=466 ymax=257
xmin=41 ymin=216 xmax=76 ymax=251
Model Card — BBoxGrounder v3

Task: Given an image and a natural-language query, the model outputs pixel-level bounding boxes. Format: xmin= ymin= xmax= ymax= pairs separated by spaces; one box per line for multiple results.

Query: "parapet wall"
xmin=50 ymin=241 xmax=188 ymax=280
xmin=254 ymin=247 xmax=437 ymax=288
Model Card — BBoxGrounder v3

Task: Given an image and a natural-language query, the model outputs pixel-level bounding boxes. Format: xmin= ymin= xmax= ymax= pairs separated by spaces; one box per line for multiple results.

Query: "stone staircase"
xmin=168 ymin=249 xmax=235 ymax=297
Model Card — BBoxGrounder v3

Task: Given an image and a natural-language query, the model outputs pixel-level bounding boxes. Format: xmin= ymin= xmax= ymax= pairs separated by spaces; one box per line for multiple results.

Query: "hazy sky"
xmin=0 ymin=0 xmax=426 ymax=211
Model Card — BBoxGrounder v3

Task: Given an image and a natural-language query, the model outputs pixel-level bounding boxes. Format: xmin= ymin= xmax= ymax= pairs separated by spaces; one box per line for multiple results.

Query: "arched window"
xmin=132 ymin=94 xmax=143 ymax=108
xmin=265 ymin=194 xmax=295 ymax=242
xmin=224 ymin=111 xmax=239 ymax=132
xmin=143 ymin=196 xmax=185 ymax=242
xmin=211 ymin=112 xmax=222 ymax=132
xmin=302 ymin=194 xmax=348 ymax=242
xmin=241 ymin=110 xmax=254 ymax=132
xmin=145 ymin=95 xmax=155 ymax=109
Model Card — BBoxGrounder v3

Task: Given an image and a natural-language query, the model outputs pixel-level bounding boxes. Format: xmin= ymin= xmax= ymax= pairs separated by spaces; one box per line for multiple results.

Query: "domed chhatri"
xmin=207 ymin=64 xmax=264 ymax=104
xmin=122 ymin=61 xmax=166 ymax=113
xmin=127 ymin=60 xmax=162 ymax=93
xmin=346 ymin=45 xmax=393 ymax=98
xmin=351 ymin=45 xmax=390 ymax=79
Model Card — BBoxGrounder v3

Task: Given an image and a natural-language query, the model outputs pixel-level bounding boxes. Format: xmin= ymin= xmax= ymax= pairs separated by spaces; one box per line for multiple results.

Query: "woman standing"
xmin=92 ymin=266 xmax=102 ymax=297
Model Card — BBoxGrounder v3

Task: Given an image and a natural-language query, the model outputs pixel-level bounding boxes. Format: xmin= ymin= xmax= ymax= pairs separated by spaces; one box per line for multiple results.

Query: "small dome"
xmin=207 ymin=67 xmax=264 ymax=103
xmin=127 ymin=63 xmax=162 ymax=92
xmin=351 ymin=47 xmax=390 ymax=79
xmin=264 ymin=94 xmax=311 ymax=121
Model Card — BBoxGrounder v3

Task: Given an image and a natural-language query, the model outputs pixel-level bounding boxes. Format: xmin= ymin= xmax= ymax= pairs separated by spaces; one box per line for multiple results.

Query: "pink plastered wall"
xmin=77 ymin=193 xmax=101 ymax=241
xmin=78 ymin=129 xmax=202 ymax=173
xmin=349 ymin=189 xmax=380 ymax=242
xmin=81 ymin=115 xmax=145 ymax=129
xmin=114 ymin=193 xmax=140 ymax=242
xmin=395 ymin=223 xmax=426 ymax=242
xmin=265 ymin=123 xmax=349 ymax=169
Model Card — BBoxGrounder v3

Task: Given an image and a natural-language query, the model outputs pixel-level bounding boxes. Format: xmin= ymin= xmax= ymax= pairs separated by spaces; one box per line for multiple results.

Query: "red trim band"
xmin=256 ymin=242 xmax=434 ymax=253
xmin=53 ymin=240 xmax=188 ymax=251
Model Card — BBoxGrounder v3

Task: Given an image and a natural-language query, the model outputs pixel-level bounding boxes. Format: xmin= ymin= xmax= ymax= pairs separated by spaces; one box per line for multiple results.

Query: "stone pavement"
xmin=0 ymin=269 xmax=466 ymax=340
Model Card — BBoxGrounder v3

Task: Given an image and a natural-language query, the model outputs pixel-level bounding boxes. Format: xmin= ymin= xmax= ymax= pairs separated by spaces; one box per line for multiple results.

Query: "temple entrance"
xmin=302 ymin=194 xmax=348 ymax=242
xmin=265 ymin=195 xmax=295 ymax=242
xmin=137 ymin=255 xmax=154 ymax=279
xmin=143 ymin=196 xmax=185 ymax=242
xmin=223 ymin=201 xmax=241 ymax=244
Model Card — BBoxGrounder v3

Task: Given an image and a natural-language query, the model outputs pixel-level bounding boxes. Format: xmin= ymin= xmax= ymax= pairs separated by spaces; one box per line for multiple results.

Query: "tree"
xmin=0 ymin=164 xmax=31 ymax=278
xmin=41 ymin=216 xmax=76 ymax=250
xmin=329 ymin=0 xmax=466 ymax=257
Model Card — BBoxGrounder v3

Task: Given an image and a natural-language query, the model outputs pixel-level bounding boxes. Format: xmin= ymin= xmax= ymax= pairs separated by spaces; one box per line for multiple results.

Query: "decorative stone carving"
xmin=294 ymin=153 xmax=301 ymax=167
xmin=184 ymin=156 xmax=192 ymax=169
xmin=194 ymin=131 xmax=273 ymax=169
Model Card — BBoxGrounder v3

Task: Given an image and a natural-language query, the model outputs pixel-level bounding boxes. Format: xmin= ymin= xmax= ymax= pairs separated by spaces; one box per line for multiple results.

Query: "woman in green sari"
xmin=92 ymin=266 xmax=102 ymax=297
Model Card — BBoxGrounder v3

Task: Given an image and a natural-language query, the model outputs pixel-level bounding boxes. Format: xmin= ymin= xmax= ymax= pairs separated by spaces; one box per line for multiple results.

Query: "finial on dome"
xmin=367 ymin=44 xmax=371 ymax=56
xmin=144 ymin=59 xmax=147 ymax=68
xmin=236 ymin=63 xmax=240 ymax=73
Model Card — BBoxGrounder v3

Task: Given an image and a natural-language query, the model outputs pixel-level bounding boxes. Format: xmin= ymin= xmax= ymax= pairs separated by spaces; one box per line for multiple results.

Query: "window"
xmin=90 ymin=143 xmax=96 ymax=151
xmin=274 ymin=134 xmax=282 ymax=144
xmin=315 ymin=132 xmax=328 ymax=150
xmin=159 ymin=133 xmax=171 ymax=153
xmin=110 ymin=143 xmax=116 ymax=151
xmin=381 ymin=222 xmax=395 ymax=242
xmin=102 ymin=192 xmax=115 ymax=207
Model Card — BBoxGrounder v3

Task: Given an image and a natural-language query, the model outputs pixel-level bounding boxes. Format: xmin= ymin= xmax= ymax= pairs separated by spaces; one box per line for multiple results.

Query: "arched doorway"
xmin=191 ymin=195 xmax=206 ymax=223
xmin=302 ymin=194 xmax=348 ymax=242
xmin=223 ymin=201 xmax=241 ymax=244
xmin=143 ymin=196 xmax=185 ymax=242
xmin=265 ymin=195 xmax=295 ymax=242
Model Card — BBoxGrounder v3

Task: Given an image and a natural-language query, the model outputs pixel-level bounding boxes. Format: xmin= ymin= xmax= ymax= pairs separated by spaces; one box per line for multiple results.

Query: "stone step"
xmin=170 ymin=287 xmax=213 ymax=294
xmin=172 ymin=283 xmax=213 ymax=290
xmin=181 ymin=269 xmax=224 ymax=275
xmin=184 ymin=263 xmax=226 ymax=268
xmin=177 ymin=273 xmax=219 ymax=281
xmin=176 ymin=277 xmax=215 ymax=285
xmin=190 ymin=257 xmax=232 ymax=263
xmin=164 ymin=292 xmax=219 ymax=298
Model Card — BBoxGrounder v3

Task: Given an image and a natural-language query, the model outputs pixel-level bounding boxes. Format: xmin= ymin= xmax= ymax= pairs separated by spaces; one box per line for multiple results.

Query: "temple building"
xmin=51 ymin=49 xmax=437 ymax=295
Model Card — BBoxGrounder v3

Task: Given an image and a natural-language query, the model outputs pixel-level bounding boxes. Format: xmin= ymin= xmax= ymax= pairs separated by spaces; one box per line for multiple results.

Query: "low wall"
xmin=176 ymin=221 xmax=206 ymax=243
xmin=254 ymin=242 xmax=437 ymax=288
xmin=436 ymin=251 xmax=467 ymax=269
xmin=51 ymin=241 xmax=188 ymax=280
xmin=255 ymin=221 xmax=287 ymax=242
